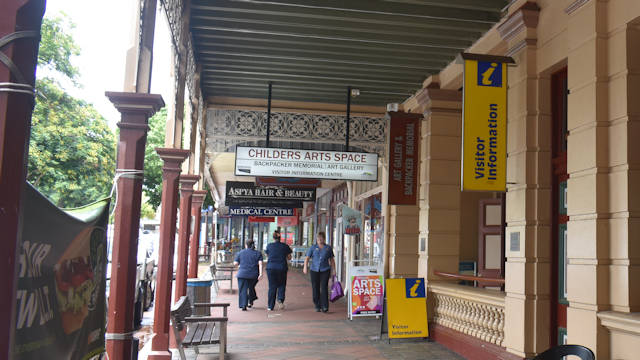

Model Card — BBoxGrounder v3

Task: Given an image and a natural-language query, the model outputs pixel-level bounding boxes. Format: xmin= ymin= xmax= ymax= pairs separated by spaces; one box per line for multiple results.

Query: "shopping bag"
xmin=330 ymin=275 xmax=344 ymax=302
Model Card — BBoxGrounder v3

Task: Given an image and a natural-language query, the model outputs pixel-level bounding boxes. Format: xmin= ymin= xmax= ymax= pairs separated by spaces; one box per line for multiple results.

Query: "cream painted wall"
xmin=398 ymin=0 xmax=640 ymax=358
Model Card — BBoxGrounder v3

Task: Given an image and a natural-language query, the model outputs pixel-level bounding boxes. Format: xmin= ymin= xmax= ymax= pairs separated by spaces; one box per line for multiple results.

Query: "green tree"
xmin=142 ymin=108 xmax=167 ymax=210
xmin=27 ymin=15 xmax=116 ymax=208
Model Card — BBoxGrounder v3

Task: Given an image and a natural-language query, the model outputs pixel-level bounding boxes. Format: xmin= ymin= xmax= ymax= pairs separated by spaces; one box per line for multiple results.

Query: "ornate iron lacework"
xmin=205 ymin=109 xmax=387 ymax=156
xmin=160 ymin=0 xmax=182 ymax=51
xmin=186 ymin=36 xmax=196 ymax=96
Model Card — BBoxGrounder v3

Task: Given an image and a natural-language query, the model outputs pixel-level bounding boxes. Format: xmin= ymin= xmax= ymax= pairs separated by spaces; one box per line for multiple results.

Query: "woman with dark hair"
xmin=266 ymin=229 xmax=292 ymax=311
xmin=303 ymin=232 xmax=336 ymax=312
xmin=234 ymin=240 xmax=263 ymax=311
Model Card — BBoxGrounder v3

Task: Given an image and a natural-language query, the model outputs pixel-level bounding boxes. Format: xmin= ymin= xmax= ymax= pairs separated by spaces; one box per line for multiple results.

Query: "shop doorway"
xmin=551 ymin=67 xmax=569 ymax=346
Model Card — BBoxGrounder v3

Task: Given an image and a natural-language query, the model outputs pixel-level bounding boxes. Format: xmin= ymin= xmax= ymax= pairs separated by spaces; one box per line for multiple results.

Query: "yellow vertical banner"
xmin=385 ymin=278 xmax=428 ymax=338
xmin=461 ymin=54 xmax=512 ymax=192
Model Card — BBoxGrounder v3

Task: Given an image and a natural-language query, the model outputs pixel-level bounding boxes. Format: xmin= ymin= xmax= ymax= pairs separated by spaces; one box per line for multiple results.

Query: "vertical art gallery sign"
xmin=14 ymin=184 xmax=109 ymax=360
xmin=388 ymin=112 xmax=421 ymax=205
xmin=461 ymin=53 xmax=513 ymax=192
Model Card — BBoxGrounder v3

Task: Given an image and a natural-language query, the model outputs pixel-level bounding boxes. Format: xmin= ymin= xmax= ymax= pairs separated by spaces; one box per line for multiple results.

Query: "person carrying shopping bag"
xmin=303 ymin=232 xmax=336 ymax=313
xmin=234 ymin=240 xmax=263 ymax=311
xmin=265 ymin=229 xmax=292 ymax=311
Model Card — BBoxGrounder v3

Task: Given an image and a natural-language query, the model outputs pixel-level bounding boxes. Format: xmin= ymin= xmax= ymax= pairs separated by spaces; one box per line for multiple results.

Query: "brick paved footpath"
xmin=174 ymin=268 xmax=464 ymax=360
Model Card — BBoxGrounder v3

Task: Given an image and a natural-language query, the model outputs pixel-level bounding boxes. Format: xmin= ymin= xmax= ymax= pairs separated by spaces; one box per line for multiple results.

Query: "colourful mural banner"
xmin=385 ymin=278 xmax=428 ymax=339
xmin=462 ymin=54 xmax=511 ymax=192
xmin=14 ymin=183 xmax=109 ymax=359
xmin=350 ymin=275 xmax=384 ymax=315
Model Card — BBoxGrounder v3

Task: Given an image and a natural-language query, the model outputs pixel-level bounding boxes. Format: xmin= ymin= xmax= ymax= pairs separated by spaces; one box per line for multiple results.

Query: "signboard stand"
xmin=384 ymin=277 xmax=429 ymax=340
xmin=347 ymin=260 xmax=384 ymax=321
xmin=379 ymin=289 xmax=389 ymax=343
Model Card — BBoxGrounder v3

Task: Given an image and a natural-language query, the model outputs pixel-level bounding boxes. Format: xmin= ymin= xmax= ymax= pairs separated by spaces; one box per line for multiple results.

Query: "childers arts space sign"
xmin=387 ymin=112 xmax=421 ymax=205
xmin=461 ymin=53 xmax=513 ymax=192
xmin=235 ymin=146 xmax=378 ymax=181
xmin=225 ymin=181 xmax=315 ymax=208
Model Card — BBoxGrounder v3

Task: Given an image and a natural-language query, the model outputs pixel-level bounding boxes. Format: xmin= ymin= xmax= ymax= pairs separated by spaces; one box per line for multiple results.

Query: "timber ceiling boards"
xmin=190 ymin=0 xmax=507 ymax=106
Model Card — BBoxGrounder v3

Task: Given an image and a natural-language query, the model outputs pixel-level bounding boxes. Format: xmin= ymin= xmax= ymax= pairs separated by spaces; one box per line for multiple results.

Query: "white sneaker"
xmin=277 ymin=301 xmax=285 ymax=310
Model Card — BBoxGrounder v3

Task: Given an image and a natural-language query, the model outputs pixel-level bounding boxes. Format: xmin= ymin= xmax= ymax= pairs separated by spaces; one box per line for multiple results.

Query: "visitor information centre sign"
xmin=235 ymin=146 xmax=378 ymax=181
xmin=461 ymin=53 xmax=513 ymax=192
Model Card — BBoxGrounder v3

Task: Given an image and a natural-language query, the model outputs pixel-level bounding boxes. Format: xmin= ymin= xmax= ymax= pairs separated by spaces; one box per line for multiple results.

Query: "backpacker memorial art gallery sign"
xmin=461 ymin=53 xmax=513 ymax=192
xmin=14 ymin=183 xmax=109 ymax=360
xmin=235 ymin=146 xmax=378 ymax=181
xmin=387 ymin=112 xmax=421 ymax=205
xmin=225 ymin=181 xmax=315 ymax=208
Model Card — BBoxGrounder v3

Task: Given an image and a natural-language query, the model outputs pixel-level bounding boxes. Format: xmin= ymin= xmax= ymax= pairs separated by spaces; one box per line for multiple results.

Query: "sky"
xmin=43 ymin=0 xmax=172 ymax=129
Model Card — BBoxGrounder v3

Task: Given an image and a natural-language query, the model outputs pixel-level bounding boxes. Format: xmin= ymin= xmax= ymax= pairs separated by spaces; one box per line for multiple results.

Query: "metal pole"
xmin=346 ymin=86 xmax=351 ymax=151
xmin=266 ymin=82 xmax=272 ymax=147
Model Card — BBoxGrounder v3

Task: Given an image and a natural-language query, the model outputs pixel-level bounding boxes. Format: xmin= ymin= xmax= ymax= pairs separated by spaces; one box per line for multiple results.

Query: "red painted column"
xmin=0 ymin=1 xmax=45 ymax=356
xmin=174 ymin=174 xmax=199 ymax=301
xmin=189 ymin=190 xmax=207 ymax=278
xmin=148 ymin=148 xmax=189 ymax=360
xmin=104 ymin=92 xmax=164 ymax=360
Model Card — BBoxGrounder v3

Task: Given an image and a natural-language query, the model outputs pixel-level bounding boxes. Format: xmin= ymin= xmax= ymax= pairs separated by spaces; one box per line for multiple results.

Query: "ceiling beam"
xmin=191 ymin=31 xmax=459 ymax=60
xmin=190 ymin=22 xmax=472 ymax=49
xmin=190 ymin=1 xmax=494 ymax=32
xmin=195 ymin=48 xmax=447 ymax=70
xmin=203 ymin=81 xmax=414 ymax=96
xmin=200 ymin=69 xmax=423 ymax=87
xmin=202 ymin=88 xmax=399 ymax=105
xmin=196 ymin=60 xmax=430 ymax=82
xmin=206 ymin=0 xmax=503 ymax=23
xmin=189 ymin=13 xmax=483 ymax=43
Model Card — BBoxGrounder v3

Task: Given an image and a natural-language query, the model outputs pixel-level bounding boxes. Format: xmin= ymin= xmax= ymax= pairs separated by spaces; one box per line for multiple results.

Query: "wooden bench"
xmin=210 ymin=263 xmax=234 ymax=292
xmin=170 ymin=296 xmax=229 ymax=360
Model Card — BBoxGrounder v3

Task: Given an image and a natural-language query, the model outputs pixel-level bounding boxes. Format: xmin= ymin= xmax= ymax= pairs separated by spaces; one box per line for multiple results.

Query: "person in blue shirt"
xmin=265 ymin=229 xmax=292 ymax=311
xmin=303 ymin=232 xmax=336 ymax=312
xmin=234 ymin=240 xmax=263 ymax=311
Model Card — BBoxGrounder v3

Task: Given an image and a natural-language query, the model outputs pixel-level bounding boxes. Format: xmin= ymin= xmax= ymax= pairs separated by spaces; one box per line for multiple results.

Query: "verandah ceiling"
xmin=189 ymin=0 xmax=507 ymax=106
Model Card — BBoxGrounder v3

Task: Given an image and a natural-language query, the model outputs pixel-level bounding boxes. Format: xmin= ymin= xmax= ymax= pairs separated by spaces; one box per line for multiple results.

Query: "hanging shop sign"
xmin=387 ymin=112 xmax=421 ymax=205
xmin=256 ymin=177 xmax=322 ymax=188
xmin=225 ymin=181 xmax=315 ymax=208
xmin=342 ymin=205 xmax=362 ymax=235
xmin=14 ymin=184 xmax=109 ymax=360
xmin=277 ymin=209 xmax=299 ymax=227
xmin=248 ymin=216 xmax=275 ymax=223
xmin=385 ymin=278 xmax=428 ymax=339
xmin=461 ymin=53 xmax=514 ymax=192
xmin=235 ymin=146 xmax=378 ymax=181
xmin=229 ymin=207 xmax=295 ymax=217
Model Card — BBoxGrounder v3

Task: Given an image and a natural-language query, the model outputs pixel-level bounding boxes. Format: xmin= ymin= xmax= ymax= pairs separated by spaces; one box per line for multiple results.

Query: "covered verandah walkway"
xmin=168 ymin=269 xmax=462 ymax=360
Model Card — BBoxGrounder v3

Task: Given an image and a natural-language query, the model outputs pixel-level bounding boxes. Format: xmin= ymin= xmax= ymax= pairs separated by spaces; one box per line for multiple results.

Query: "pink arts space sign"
xmin=235 ymin=146 xmax=378 ymax=181
xmin=350 ymin=275 xmax=384 ymax=316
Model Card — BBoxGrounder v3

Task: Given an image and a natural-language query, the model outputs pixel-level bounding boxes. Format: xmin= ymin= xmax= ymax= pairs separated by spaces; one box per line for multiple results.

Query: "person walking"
xmin=233 ymin=240 xmax=263 ymax=311
xmin=265 ymin=229 xmax=292 ymax=311
xmin=303 ymin=232 xmax=336 ymax=313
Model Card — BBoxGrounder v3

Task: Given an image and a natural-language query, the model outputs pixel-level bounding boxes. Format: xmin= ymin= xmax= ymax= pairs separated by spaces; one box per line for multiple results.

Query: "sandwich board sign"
xmin=385 ymin=278 xmax=428 ymax=338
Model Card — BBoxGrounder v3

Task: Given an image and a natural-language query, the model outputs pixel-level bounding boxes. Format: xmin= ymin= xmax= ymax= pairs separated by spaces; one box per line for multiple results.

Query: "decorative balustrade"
xmin=428 ymin=282 xmax=506 ymax=347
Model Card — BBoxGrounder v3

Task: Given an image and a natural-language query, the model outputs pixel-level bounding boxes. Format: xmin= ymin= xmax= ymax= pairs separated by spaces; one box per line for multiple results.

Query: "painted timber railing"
xmin=428 ymin=282 xmax=506 ymax=347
